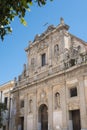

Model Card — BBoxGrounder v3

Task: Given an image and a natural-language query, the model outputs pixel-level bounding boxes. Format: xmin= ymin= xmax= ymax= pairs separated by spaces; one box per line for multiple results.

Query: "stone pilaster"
xmin=24 ymin=94 xmax=28 ymax=130
xmin=78 ymin=76 xmax=87 ymax=130
xmin=48 ymin=36 xmax=53 ymax=67
xmin=61 ymin=85 xmax=68 ymax=130
xmin=48 ymin=86 xmax=53 ymax=130
xmin=15 ymin=91 xmax=20 ymax=130
xmin=33 ymin=91 xmax=37 ymax=130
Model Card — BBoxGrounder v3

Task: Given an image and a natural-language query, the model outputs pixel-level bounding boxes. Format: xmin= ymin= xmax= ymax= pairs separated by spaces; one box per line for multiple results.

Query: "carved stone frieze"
xmin=66 ymin=68 xmax=84 ymax=79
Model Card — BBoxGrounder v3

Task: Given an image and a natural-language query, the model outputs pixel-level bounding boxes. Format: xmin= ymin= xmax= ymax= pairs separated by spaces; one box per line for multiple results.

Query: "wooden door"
xmin=72 ymin=110 xmax=81 ymax=130
xmin=39 ymin=104 xmax=48 ymax=130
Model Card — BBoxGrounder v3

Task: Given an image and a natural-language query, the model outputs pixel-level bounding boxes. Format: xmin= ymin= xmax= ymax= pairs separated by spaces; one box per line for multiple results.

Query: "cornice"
xmin=0 ymin=81 xmax=14 ymax=91
xmin=12 ymin=62 xmax=87 ymax=93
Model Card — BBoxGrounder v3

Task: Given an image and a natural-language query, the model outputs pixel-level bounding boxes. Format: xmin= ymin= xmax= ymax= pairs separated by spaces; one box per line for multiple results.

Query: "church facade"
xmin=11 ymin=19 xmax=87 ymax=130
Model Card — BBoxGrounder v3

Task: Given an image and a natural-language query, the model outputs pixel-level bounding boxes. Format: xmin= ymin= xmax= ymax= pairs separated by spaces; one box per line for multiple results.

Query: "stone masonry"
xmin=11 ymin=18 xmax=87 ymax=130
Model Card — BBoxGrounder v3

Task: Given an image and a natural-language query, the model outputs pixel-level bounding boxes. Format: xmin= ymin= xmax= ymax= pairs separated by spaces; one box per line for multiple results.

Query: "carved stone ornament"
xmin=31 ymin=58 xmax=35 ymax=67
xmin=37 ymin=42 xmax=48 ymax=52
xmin=38 ymin=89 xmax=47 ymax=105
xmin=70 ymin=45 xmax=80 ymax=58
xmin=68 ymin=101 xmax=79 ymax=110
xmin=64 ymin=49 xmax=70 ymax=60
xmin=40 ymin=89 xmax=46 ymax=100
xmin=44 ymin=25 xmax=55 ymax=34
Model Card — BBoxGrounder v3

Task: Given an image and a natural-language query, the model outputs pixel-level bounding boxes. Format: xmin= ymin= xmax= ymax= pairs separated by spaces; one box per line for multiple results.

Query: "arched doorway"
xmin=38 ymin=104 xmax=48 ymax=130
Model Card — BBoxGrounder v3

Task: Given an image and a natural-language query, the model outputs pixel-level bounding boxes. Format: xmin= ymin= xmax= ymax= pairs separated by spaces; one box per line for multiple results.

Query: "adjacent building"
xmin=11 ymin=18 xmax=87 ymax=130
xmin=0 ymin=81 xmax=14 ymax=130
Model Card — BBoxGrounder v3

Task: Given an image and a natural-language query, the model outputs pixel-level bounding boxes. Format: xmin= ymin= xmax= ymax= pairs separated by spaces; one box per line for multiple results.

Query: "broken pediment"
xmin=44 ymin=25 xmax=56 ymax=33
xmin=33 ymin=25 xmax=56 ymax=42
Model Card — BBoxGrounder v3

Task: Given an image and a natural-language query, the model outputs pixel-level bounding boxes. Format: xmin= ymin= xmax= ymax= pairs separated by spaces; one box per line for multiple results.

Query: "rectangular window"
xmin=70 ymin=87 xmax=77 ymax=97
xmin=41 ymin=53 xmax=46 ymax=66
xmin=20 ymin=100 xmax=24 ymax=108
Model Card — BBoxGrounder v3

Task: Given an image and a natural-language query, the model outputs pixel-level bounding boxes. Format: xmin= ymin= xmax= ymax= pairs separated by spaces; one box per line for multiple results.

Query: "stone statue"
xmin=64 ymin=49 xmax=70 ymax=60
xmin=60 ymin=17 xmax=64 ymax=25
xmin=54 ymin=44 xmax=59 ymax=58
xmin=14 ymin=77 xmax=17 ymax=86
xmin=55 ymin=92 xmax=60 ymax=109
xmin=29 ymin=99 xmax=33 ymax=113
xmin=23 ymin=64 xmax=26 ymax=77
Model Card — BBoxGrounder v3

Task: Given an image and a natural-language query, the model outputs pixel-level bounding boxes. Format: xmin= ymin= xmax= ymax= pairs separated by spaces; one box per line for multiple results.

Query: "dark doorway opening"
xmin=38 ymin=104 xmax=48 ymax=130
xmin=3 ymin=126 xmax=6 ymax=130
xmin=69 ymin=110 xmax=81 ymax=130
xmin=20 ymin=117 xmax=24 ymax=130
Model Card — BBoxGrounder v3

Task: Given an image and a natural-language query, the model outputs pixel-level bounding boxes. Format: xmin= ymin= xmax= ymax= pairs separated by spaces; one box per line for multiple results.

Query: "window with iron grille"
xmin=70 ymin=87 xmax=77 ymax=97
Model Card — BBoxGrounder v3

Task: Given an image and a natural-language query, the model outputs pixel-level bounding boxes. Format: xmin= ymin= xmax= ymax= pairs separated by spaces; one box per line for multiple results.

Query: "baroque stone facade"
xmin=11 ymin=18 xmax=87 ymax=130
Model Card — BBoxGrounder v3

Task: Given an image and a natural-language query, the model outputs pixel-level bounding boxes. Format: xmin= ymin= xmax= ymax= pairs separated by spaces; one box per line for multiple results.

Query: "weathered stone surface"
xmin=11 ymin=18 xmax=87 ymax=130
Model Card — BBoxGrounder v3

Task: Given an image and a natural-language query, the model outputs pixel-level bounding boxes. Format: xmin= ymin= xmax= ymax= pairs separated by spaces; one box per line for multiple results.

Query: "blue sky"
xmin=0 ymin=0 xmax=87 ymax=85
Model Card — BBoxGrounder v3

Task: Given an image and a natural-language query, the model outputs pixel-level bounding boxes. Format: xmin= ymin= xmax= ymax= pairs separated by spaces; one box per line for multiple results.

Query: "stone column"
xmin=24 ymin=94 xmax=28 ymax=130
xmin=78 ymin=76 xmax=87 ymax=130
xmin=48 ymin=86 xmax=53 ymax=130
xmin=61 ymin=85 xmax=68 ymax=130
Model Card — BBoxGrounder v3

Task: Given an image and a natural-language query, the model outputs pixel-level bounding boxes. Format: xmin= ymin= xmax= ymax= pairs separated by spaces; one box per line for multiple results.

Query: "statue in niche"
xmin=29 ymin=99 xmax=33 ymax=113
xmin=31 ymin=58 xmax=35 ymax=68
xmin=54 ymin=44 xmax=59 ymax=59
xmin=55 ymin=92 xmax=60 ymax=109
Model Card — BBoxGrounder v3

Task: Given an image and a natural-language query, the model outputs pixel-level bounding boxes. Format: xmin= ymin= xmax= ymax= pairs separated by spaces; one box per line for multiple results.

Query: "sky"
xmin=0 ymin=0 xmax=87 ymax=85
